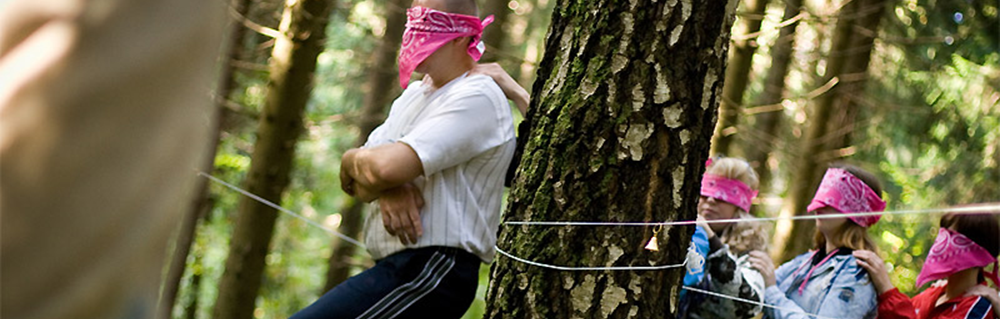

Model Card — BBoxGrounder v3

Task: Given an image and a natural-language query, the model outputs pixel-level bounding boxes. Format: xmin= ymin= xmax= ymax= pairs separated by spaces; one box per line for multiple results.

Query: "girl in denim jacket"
xmin=749 ymin=164 xmax=885 ymax=319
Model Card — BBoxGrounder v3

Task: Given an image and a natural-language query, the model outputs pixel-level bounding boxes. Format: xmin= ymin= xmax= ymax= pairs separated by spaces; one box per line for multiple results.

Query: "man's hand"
xmin=470 ymin=63 xmax=529 ymax=115
xmin=853 ymin=250 xmax=894 ymax=295
xmin=340 ymin=149 xmax=358 ymax=196
xmin=379 ymin=183 xmax=425 ymax=245
xmin=748 ymin=250 xmax=777 ymax=287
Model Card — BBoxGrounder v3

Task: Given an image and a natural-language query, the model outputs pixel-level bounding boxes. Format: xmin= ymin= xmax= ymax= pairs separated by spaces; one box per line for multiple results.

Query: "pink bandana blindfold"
xmin=916 ymin=227 xmax=999 ymax=288
xmin=398 ymin=6 xmax=494 ymax=88
xmin=807 ymin=168 xmax=886 ymax=227
xmin=700 ymin=175 xmax=757 ymax=212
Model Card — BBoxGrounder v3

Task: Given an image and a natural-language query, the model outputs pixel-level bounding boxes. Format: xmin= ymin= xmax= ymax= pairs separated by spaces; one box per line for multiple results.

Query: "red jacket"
xmin=878 ymin=284 xmax=995 ymax=319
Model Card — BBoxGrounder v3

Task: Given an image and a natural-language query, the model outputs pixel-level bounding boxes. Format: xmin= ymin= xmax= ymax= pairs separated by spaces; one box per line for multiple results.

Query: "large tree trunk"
xmin=156 ymin=1 xmax=249 ymax=317
xmin=211 ymin=0 xmax=337 ymax=318
xmin=321 ymin=0 xmax=407 ymax=292
xmin=485 ymin=0 xmax=738 ymax=317
xmin=743 ymin=0 xmax=803 ymax=195
xmin=711 ymin=0 xmax=770 ymax=156
xmin=773 ymin=0 xmax=887 ymax=263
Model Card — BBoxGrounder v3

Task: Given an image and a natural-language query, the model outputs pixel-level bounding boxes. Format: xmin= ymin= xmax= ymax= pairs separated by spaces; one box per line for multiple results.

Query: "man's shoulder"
xmin=447 ymin=74 xmax=505 ymax=102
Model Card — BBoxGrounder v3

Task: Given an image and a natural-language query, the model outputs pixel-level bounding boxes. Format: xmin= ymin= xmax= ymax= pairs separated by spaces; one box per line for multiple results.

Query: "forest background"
xmin=156 ymin=0 xmax=1000 ymax=318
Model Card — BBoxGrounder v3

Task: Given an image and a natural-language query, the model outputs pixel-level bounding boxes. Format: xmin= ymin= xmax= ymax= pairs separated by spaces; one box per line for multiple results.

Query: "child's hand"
xmin=853 ymin=250 xmax=894 ymax=295
xmin=696 ymin=215 xmax=716 ymax=239
xmin=748 ymin=250 xmax=776 ymax=287
xmin=470 ymin=63 xmax=529 ymax=115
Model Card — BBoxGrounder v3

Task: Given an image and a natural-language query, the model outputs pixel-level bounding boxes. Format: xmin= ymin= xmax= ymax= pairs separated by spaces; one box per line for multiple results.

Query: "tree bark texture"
xmin=774 ymin=0 xmax=887 ymax=263
xmin=321 ymin=0 xmax=407 ymax=292
xmin=212 ymin=0 xmax=337 ymax=318
xmin=485 ymin=0 xmax=738 ymax=318
xmin=743 ymin=0 xmax=802 ymax=195
xmin=711 ymin=0 xmax=769 ymax=156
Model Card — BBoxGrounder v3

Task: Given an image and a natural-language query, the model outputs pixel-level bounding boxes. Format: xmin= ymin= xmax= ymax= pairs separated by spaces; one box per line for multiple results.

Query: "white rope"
xmin=503 ymin=203 xmax=1000 ymax=227
xmin=199 ymin=171 xmax=992 ymax=316
xmin=494 ymin=246 xmax=688 ymax=271
xmin=681 ymin=286 xmax=837 ymax=319
xmin=198 ymin=172 xmax=367 ymax=249
xmin=495 ymin=247 xmax=836 ymax=318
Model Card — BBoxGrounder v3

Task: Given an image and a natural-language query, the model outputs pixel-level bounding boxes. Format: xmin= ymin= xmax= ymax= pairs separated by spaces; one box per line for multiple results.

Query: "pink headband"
xmin=700 ymin=174 xmax=757 ymax=212
xmin=398 ymin=6 xmax=494 ymax=88
xmin=916 ymin=228 xmax=999 ymax=288
xmin=807 ymin=168 xmax=886 ymax=227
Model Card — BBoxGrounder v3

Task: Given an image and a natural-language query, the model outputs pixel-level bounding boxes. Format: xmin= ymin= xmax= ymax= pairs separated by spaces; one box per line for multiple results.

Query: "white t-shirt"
xmin=362 ymin=73 xmax=515 ymax=262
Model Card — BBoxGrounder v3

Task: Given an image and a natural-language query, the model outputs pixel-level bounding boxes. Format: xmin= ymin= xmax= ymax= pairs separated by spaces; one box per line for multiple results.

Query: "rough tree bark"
xmin=155 ymin=1 xmax=249 ymax=318
xmin=743 ymin=0 xmax=803 ymax=195
xmin=773 ymin=0 xmax=887 ymax=263
xmin=485 ymin=0 xmax=738 ymax=318
xmin=211 ymin=0 xmax=337 ymax=318
xmin=321 ymin=0 xmax=407 ymax=292
xmin=711 ymin=0 xmax=770 ymax=156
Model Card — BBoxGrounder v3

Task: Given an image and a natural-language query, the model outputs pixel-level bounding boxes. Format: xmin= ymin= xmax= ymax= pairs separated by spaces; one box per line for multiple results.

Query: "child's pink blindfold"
xmin=807 ymin=168 xmax=886 ymax=227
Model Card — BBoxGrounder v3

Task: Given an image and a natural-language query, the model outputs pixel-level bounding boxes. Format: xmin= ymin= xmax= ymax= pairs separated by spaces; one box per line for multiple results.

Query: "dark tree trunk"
xmin=774 ymin=0 xmax=887 ymax=263
xmin=711 ymin=0 xmax=770 ymax=156
xmin=211 ymin=0 xmax=337 ymax=318
xmin=321 ymin=0 xmax=407 ymax=292
xmin=485 ymin=0 xmax=738 ymax=318
xmin=182 ymin=202 xmax=214 ymax=319
xmin=743 ymin=0 xmax=803 ymax=195
xmin=155 ymin=0 xmax=249 ymax=316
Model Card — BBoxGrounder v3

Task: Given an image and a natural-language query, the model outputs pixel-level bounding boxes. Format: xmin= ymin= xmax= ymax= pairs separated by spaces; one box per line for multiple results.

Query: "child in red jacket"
xmin=854 ymin=211 xmax=1000 ymax=319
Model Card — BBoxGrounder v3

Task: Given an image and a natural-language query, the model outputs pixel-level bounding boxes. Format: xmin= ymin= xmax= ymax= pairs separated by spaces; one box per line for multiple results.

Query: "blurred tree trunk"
xmin=825 ymin=0 xmax=887 ymax=151
xmin=743 ymin=0 xmax=803 ymax=195
xmin=155 ymin=0 xmax=250 ymax=316
xmin=322 ymin=199 xmax=366 ymax=292
xmin=181 ymin=203 xmax=213 ymax=319
xmin=514 ymin=0 xmax=556 ymax=86
xmin=321 ymin=0 xmax=407 ymax=292
xmin=182 ymin=267 xmax=201 ymax=319
xmin=774 ymin=0 xmax=887 ymax=263
xmin=481 ymin=0 xmax=513 ymax=69
xmin=711 ymin=0 xmax=770 ymax=156
xmin=212 ymin=0 xmax=337 ymax=317
xmin=485 ymin=0 xmax=738 ymax=317
xmin=247 ymin=0 xmax=284 ymax=64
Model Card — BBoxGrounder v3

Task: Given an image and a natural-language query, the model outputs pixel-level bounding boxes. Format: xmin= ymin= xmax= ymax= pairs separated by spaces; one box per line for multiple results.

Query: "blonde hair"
xmin=814 ymin=223 xmax=879 ymax=253
xmin=705 ymin=157 xmax=767 ymax=254
xmin=705 ymin=157 xmax=760 ymax=190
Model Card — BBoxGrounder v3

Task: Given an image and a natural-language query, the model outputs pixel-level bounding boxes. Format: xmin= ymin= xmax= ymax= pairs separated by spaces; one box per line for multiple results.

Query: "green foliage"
xmin=853 ymin=0 xmax=999 ymax=296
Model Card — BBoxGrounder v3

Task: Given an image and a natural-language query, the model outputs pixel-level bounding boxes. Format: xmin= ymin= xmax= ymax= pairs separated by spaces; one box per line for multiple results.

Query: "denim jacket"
xmin=763 ymin=250 xmax=877 ymax=319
